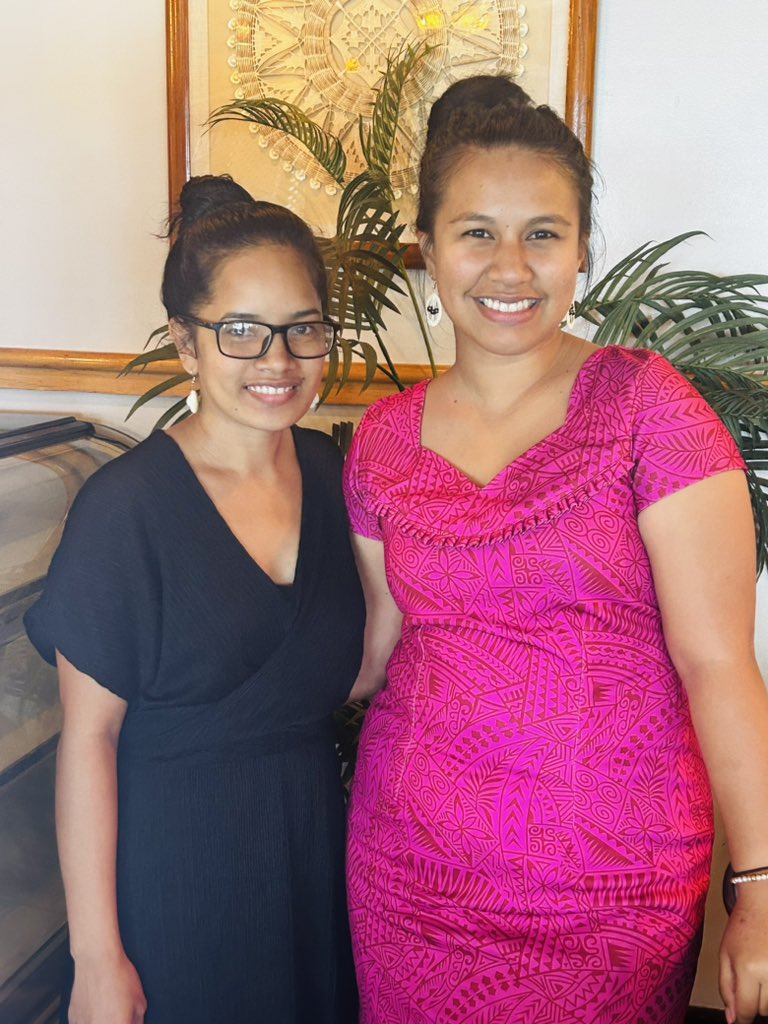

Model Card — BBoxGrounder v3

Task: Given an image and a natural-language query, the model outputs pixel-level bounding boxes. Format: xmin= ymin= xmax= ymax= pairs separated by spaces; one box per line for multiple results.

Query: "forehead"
xmin=441 ymin=145 xmax=579 ymax=215
xmin=201 ymin=243 xmax=322 ymax=316
xmin=209 ymin=244 xmax=317 ymax=294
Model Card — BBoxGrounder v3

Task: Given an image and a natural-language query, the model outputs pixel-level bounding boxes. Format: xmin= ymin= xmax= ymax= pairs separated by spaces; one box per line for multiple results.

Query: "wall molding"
xmin=0 ymin=348 xmax=436 ymax=406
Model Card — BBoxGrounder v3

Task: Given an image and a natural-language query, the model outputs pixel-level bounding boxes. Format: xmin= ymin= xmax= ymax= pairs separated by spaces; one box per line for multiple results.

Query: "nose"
xmin=259 ymin=328 xmax=294 ymax=365
xmin=490 ymin=239 xmax=532 ymax=282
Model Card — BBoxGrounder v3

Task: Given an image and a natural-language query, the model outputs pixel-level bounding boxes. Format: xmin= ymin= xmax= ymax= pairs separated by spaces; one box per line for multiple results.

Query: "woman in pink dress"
xmin=343 ymin=77 xmax=768 ymax=1024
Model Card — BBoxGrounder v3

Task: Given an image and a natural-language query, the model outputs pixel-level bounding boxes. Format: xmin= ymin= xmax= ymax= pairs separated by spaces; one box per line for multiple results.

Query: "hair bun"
xmin=177 ymin=174 xmax=255 ymax=228
xmin=427 ymin=76 xmax=532 ymax=139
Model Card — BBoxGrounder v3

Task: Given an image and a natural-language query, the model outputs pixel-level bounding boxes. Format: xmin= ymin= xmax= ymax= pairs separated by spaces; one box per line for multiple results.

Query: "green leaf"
xmin=318 ymin=343 xmax=341 ymax=405
xmin=119 ymin=341 xmax=179 ymax=376
xmin=208 ymin=99 xmax=346 ymax=184
xmin=361 ymin=42 xmax=430 ymax=176
xmin=151 ymin=397 xmax=190 ymax=431
xmin=125 ymin=372 xmax=190 ymax=420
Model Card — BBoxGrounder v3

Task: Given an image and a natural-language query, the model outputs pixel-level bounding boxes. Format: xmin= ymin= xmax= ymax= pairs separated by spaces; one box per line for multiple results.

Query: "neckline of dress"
xmin=155 ymin=426 xmax=305 ymax=591
xmin=413 ymin=346 xmax=606 ymax=492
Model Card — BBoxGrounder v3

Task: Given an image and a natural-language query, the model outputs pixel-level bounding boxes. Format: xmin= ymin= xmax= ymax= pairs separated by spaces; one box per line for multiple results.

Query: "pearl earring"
xmin=185 ymin=375 xmax=199 ymax=414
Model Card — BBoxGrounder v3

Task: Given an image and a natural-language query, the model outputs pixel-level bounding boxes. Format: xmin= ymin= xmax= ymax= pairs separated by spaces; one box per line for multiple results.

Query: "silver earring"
xmin=425 ymin=281 xmax=442 ymax=328
xmin=185 ymin=375 xmax=199 ymax=414
xmin=309 ymin=393 xmax=320 ymax=412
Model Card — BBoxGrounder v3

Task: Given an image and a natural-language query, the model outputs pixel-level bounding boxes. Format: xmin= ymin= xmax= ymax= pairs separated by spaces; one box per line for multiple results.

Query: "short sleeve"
xmin=24 ymin=464 xmax=160 ymax=703
xmin=343 ymin=420 xmax=384 ymax=541
xmin=632 ymin=353 xmax=746 ymax=512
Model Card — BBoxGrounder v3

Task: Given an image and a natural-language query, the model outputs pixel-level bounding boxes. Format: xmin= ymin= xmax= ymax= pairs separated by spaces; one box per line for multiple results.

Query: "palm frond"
xmin=581 ymin=236 xmax=768 ymax=376
xmin=119 ymin=339 xmax=176 ymax=375
xmin=580 ymin=237 xmax=768 ymax=570
xmin=680 ymin=365 xmax=768 ymax=433
xmin=581 ymin=233 xmax=708 ymax=307
xmin=152 ymin=397 xmax=190 ymax=431
xmin=208 ymin=99 xmax=346 ymax=184
xmin=318 ymin=172 xmax=409 ymax=337
xmin=360 ymin=42 xmax=429 ymax=176
xmin=125 ymin=372 xmax=190 ymax=420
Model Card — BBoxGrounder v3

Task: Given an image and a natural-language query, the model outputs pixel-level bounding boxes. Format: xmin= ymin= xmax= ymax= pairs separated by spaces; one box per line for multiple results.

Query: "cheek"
xmin=306 ymin=358 xmax=326 ymax=392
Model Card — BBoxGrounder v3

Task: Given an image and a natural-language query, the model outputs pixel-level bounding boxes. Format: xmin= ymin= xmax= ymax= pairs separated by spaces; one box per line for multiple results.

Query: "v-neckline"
xmin=158 ymin=427 xmax=306 ymax=591
xmin=415 ymin=347 xmax=603 ymax=492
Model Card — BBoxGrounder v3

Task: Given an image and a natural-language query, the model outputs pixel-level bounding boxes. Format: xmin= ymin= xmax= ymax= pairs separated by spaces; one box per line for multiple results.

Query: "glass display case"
xmin=0 ymin=414 xmax=135 ymax=1024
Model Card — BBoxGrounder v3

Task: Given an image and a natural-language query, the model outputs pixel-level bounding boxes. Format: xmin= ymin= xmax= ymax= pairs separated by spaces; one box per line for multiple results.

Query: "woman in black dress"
xmin=25 ymin=175 xmax=364 ymax=1024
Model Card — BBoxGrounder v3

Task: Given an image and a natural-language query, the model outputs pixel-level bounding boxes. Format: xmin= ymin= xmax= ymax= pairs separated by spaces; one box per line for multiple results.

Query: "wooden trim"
xmin=165 ymin=0 xmax=600 ymax=265
xmin=0 ymin=348 xmax=435 ymax=407
xmin=565 ymin=0 xmax=599 ymax=157
xmin=166 ymin=0 xmax=190 ymax=216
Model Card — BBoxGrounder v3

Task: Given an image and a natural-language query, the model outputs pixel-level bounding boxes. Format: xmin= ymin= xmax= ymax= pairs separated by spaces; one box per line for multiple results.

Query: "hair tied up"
xmin=426 ymin=75 xmax=532 ymax=140
xmin=171 ymin=175 xmax=256 ymax=238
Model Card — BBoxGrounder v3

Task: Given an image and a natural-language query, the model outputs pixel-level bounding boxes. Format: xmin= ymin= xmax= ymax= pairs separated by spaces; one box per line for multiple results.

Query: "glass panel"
xmin=0 ymin=417 xmax=135 ymax=1011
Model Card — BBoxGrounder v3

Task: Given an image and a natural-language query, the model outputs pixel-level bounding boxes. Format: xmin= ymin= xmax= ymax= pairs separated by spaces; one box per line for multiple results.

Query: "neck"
xmin=171 ymin=413 xmax=294 ymax=478
xmin=447 ymin=331 xmax=578 ymax=412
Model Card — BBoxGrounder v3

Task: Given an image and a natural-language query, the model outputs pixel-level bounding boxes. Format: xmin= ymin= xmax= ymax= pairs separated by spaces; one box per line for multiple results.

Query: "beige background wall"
xmin=1 ymin=0 xmax=767 ymax=1009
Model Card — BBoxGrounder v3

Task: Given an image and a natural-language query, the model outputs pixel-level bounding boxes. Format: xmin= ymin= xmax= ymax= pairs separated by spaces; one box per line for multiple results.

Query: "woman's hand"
xmin=720 ymin=884 xmax=768 ymax=1024
xmin=69 ymin=950 xmax=147 ymax=1024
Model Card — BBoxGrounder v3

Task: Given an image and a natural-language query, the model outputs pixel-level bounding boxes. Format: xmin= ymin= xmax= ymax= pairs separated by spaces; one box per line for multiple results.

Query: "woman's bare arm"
xmin=347 ymin=534 xmax=403 ymax=702
xmin=56 ymin=651 xmax=146 ymax=1024
xmin=639 ymin=471 xmax=768 ymax=1024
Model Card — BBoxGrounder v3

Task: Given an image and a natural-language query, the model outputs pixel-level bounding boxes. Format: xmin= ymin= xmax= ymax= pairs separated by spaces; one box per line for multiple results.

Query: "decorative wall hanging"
xmin=166 ymin=0 xmax=598 ymax=246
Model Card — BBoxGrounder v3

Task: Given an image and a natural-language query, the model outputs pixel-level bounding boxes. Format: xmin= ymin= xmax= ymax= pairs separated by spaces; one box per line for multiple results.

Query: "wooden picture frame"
xmin=165 ymin=0 xmax=598 ymax=267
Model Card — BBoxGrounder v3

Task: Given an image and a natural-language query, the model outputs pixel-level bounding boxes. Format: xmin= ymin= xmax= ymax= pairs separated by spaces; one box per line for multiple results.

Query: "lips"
xmin=477 ymin=297 xmax=539 ymax=313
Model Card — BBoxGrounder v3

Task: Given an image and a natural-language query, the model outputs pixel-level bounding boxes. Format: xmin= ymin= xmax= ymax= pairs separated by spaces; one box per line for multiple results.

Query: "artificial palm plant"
xmin=577 ymin=232 xmax=768 ymax=572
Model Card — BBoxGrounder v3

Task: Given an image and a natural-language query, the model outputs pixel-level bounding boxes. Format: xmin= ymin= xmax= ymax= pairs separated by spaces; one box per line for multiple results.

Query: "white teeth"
xmin=478 ymin=297 xmax=537 ymax=312
xmin=245 ymin=384 xmax=295 ymax=395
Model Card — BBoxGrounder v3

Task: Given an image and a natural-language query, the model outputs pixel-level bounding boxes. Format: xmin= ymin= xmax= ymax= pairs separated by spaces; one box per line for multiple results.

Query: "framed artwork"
xmin=166 ymin=0 xmax=598 ymax=252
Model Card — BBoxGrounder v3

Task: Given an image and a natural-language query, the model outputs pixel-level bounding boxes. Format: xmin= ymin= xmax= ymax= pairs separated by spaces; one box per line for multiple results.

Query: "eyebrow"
xmin=448 ymin=213 xmax=574 ymax=227
xmin=220 ymin=307 xmax=323 ymax=321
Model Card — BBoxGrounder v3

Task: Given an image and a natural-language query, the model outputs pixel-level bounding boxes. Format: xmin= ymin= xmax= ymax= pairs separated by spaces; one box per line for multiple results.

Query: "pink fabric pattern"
xmin=343 ymin=347 xmax=746 ymax=1024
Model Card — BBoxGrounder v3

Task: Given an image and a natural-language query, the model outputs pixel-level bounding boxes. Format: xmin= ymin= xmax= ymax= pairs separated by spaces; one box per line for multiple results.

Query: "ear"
xmin=169 ymin=318 xmax=198 ymax=376
xmin=577 ymin=236 xmax=590 ymax=275
xmin=417 ymin=231 xmax=437 ymax=281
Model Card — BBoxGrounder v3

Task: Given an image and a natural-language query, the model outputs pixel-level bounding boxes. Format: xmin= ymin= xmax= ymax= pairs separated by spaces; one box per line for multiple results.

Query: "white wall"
xmin=0 ymin=0 xmax=168 ymax=354
xmin=1 ymin=0 xmax=767 ymax=1009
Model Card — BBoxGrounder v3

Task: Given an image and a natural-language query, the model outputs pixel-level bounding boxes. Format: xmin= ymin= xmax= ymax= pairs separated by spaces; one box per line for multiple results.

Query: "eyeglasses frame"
xmin=177 ymin=314 xmax=340 ymax=360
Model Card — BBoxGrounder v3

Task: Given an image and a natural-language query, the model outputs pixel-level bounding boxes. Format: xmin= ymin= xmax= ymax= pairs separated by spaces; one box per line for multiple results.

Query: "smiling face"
xmin=419 ymin=145 xmax=587 ymax=363
xmin=173 ymin=243 xmax=327 ymax=437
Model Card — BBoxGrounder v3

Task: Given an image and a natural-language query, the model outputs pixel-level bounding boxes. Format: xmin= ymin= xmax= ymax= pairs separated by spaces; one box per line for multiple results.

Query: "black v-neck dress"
xmin=25 ymin=427 xmax=365 ymax=1024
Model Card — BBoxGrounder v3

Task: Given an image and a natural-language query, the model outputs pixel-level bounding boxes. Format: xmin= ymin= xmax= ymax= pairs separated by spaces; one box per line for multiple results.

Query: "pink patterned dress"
xmin=343 ymin=347 xmax=745 ymax=1024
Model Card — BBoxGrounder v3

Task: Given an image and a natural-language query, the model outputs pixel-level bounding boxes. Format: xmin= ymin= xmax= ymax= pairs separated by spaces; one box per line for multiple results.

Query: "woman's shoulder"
xmin=577 ymin=345 xmax=685 ymax=412
xmin=350 ymin=380 xmax=426 ymax=452
xmin=71 ymin=430 xmax=180 ymax=518
xmin=581 ymin=344 xmax=668 ymax=382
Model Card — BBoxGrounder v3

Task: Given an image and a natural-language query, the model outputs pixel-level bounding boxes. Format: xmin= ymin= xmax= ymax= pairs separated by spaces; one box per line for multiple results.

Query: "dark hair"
xmin=417 ymin=76 xmax=594 ymax=251
xmin=161 ymin=175 xmax=328 ymax=319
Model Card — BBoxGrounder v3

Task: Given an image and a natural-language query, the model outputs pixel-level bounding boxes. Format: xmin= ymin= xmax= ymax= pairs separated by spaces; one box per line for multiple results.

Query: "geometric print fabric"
xmin=343 ymin=347 xmax=746 ymax=1023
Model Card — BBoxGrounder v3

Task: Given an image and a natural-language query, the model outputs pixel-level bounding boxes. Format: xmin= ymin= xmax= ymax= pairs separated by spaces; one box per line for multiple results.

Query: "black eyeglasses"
xmin=178 ymin=314 xmax=339 ymax=360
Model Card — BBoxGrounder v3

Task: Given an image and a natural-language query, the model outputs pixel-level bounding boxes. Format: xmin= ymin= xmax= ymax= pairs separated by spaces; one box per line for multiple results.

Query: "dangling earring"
xmin=425 ymin=280 xmax=442 ymax=328
xmin=309 ymin=393 xmax=320 ymax=412
xmin=561 ymin=301 xmax=577 ymax=331
xmin=185 ymin=375 xmax=199 ymax=414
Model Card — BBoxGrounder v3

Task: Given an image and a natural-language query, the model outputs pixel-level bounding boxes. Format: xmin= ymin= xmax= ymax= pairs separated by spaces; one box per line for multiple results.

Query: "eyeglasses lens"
xmin=219 ymin=321 xmax=334 ymax=359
